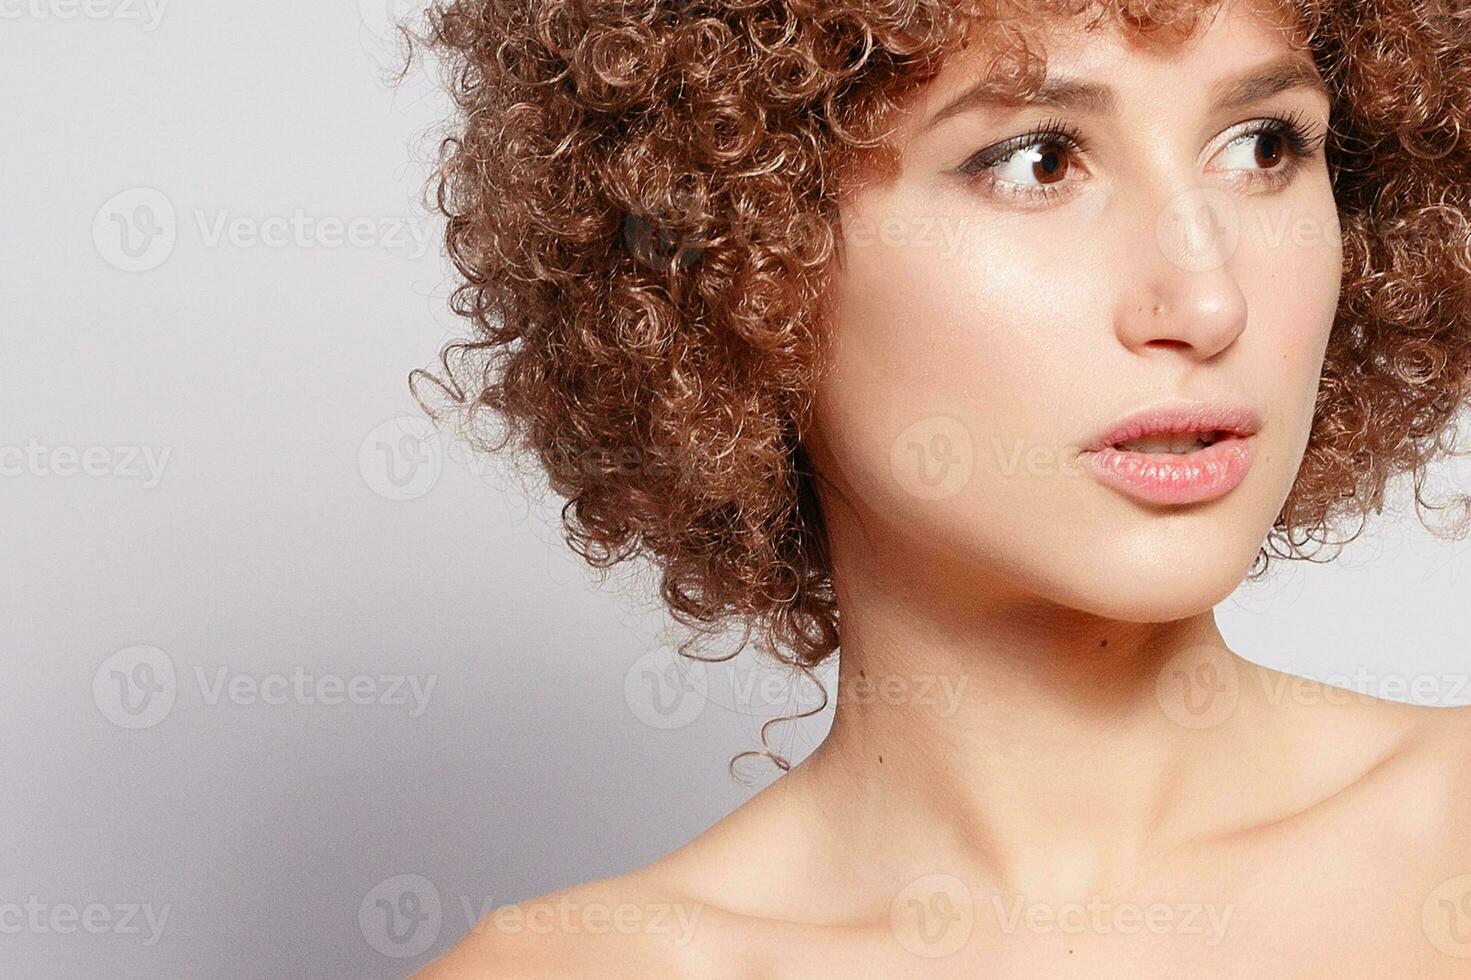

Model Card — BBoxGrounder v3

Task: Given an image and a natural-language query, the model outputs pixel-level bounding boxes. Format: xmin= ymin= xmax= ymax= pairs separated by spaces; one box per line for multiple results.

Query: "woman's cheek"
xmin=1250 ymin=203 xmax=1342 ymax=406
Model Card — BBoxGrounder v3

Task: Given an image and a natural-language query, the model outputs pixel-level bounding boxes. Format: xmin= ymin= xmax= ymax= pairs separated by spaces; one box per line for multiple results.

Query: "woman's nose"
xmin=1112 ymin=185 xmax=1250 ymax=360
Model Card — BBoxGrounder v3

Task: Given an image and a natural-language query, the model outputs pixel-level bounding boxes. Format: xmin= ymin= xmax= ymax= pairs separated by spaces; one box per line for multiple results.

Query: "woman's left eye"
xmin=1217 ymin=130 xmax=1290 ymax=171
xmin=1211 ymin=112 xmax=1327 ymax=185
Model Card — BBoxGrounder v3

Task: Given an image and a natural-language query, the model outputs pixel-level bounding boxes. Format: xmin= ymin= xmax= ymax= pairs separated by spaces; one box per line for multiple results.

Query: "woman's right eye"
xmin=955 ymin=125 xmax=1089 ymax=203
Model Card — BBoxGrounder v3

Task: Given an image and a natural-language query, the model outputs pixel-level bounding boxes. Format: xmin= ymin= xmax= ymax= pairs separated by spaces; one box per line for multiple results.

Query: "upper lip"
xmin=1082 ymin=399 xmax=1263 ymax=452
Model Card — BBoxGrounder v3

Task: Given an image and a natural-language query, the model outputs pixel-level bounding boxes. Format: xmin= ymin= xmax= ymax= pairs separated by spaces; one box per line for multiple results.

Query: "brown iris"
xmin=1027 ymin=141 xmax=1072 ymax=184
xmin=1254 ymin=132 xmax=1284 ymax=169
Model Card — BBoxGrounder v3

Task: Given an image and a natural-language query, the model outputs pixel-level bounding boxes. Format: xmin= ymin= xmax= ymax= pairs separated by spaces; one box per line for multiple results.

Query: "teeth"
xmin=1116 ymin=431 xmax=1216 ymax=454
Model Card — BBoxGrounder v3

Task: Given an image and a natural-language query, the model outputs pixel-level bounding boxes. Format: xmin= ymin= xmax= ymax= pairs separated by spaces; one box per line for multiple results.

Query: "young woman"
xmin=410 ymin=0 xmax=1471 ymax=974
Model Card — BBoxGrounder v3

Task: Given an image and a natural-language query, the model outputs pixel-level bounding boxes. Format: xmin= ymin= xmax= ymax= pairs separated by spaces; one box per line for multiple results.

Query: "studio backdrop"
xmin=4 ymin=2 xmax=1470 ymax=977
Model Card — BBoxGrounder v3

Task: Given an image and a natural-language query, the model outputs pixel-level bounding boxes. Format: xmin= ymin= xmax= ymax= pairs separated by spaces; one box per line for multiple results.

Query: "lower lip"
xmin=1080 ymin=434 xmax=1256 ymax=505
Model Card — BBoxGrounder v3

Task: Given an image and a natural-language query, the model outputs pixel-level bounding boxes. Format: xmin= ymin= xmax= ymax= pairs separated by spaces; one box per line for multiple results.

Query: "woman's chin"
xmin=1045 ymin=544 xmax=1261 ymax=624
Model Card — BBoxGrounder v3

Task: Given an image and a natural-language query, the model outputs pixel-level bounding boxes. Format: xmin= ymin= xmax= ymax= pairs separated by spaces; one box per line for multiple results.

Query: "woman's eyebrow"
xmin=921 ymin=52 xmax=1328 ymax=132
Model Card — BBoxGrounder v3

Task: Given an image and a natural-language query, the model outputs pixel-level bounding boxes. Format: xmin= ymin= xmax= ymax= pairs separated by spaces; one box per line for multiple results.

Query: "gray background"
xmin=3 ymin=2 xmax=1470 ymax=977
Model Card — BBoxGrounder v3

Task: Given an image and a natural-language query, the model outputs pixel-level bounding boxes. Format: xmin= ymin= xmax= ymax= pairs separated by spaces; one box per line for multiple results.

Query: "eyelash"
xmin=955 ymin=109 xmax=1328 ymax=204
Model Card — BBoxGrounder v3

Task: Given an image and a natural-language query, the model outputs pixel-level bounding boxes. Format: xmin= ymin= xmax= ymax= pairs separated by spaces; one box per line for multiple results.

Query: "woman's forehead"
xmin=910 ymin=0 xmax=1313 ymax=119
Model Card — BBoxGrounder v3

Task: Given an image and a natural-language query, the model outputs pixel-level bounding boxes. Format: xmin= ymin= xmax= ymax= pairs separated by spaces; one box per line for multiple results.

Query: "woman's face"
xmin=809 ymin=0 xmax=1341 ymax=621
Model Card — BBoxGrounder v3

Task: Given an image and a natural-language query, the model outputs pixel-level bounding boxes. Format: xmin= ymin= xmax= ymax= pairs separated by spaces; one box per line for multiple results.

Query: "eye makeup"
xmin=953 ymin=108 xmax=1329 ymax=204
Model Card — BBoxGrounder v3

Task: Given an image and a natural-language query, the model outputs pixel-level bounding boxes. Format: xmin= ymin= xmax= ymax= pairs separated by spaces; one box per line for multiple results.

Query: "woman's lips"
xmin=1079 ymin=433 xmax=1256 ymax=505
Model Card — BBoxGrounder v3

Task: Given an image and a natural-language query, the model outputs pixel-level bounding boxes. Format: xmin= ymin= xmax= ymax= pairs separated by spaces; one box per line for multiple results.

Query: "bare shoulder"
xmin=410 ymin=770 xmax=832 ymax=979
xmin=1403 ymin=699 xmax=1471 ymax=827
xmin=1342 ymin=695 xmax=1471 ymax=872
xmin=408 ymin=868 xmax=728 ymax=980
xmin=1387 ymin=700 xmax=1471 ymax=967
xmin=1248 ymin=662 xmax=1471 ymax=866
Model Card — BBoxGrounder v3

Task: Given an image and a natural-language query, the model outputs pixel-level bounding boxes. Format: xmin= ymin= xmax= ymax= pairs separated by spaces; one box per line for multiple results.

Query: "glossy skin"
xmin=417 ymin=2 xmax=1471 ymax=976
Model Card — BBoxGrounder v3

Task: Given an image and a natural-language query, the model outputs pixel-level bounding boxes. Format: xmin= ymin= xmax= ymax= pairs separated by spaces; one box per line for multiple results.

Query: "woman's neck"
xmin=792 ymin=562 xmax=1410 ymax=908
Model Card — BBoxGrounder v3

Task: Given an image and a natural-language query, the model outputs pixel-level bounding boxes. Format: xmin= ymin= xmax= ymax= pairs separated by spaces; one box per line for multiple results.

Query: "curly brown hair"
xmin=406 ymin=0 xmax=1471 ymax=760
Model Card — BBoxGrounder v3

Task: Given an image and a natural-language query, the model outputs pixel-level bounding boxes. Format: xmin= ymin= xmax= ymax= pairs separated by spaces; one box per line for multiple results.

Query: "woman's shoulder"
xmin=408 ymin=867 xmax=725 ymax=980
xmin=1316 ymin=692 xmax=1471 ymax=874
xmin=1401 ymin=698 xmax=1471 ymax=829
xmin=410 ymin=773 xmax=830 ymax=978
